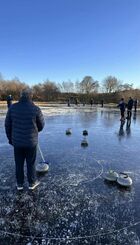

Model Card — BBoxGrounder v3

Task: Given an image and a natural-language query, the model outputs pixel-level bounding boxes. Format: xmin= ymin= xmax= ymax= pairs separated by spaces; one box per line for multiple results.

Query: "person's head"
xmin=121 ymin=98 xmax=124 ymax=101
xmin=20 ymin=88 xmax=33 ymax=100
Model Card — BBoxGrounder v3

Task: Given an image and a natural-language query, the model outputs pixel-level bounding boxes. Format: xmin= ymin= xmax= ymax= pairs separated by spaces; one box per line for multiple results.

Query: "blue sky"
xmin=0 ymin=0 xmax=140 ymax=87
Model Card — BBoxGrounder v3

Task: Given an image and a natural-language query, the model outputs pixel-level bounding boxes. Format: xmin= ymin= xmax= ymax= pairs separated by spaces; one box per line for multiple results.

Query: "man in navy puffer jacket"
xmin=5 ymin=88 xmax=45 ymax=190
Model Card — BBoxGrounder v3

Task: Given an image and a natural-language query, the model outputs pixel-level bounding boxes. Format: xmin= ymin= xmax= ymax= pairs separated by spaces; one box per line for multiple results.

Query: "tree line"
xmin=0 ymin=72 xmax=139 ymax=103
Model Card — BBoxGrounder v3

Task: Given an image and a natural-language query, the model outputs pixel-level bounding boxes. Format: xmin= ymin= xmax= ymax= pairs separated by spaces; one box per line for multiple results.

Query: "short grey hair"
xmin=20 ymin=88 xmax=33 ymax=99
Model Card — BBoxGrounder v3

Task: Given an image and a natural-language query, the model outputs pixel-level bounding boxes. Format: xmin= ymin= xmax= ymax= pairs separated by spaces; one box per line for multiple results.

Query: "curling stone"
xmin=83 ymin=130 xmax=88 ymax=136
xmin=66 ymin=128 xmax=72 ymax=135
xmin=81 ymin=138 xmax=88 ymax=147
xmin=104 ymin=170 xmax=119 ymax=181
xmin=36 ymin=162 xmax=49 ymax=173
xmin=117 ymin=173 xmax=132 ymax=187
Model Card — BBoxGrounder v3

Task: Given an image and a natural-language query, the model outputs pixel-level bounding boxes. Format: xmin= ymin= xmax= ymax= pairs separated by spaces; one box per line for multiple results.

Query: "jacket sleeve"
xmin=36 ymin=107 xmax=45 ymax=132
xmin=5 ymin=108 xmax=12 ymax=144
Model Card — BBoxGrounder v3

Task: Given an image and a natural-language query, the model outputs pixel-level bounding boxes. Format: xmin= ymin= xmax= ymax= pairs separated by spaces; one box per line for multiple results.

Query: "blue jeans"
xmin=14 ymin=146 xmax=37 ymax=185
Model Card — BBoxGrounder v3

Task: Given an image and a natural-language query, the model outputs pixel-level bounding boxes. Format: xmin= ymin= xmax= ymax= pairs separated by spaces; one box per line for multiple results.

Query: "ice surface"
xmin=0 ymin=106 xmax=140 ymax=244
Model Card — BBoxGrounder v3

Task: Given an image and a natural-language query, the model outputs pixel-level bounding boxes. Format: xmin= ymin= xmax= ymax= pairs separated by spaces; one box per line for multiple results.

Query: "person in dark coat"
xmin=117 ymin=98 xmax=126 ymax=121
xmin=133 ymin=99 xmax=138 ymax=112
xmin=6 ymin=94 xmax=13 ymax=108
xmin=67 ymin=98 xmax=70 ymax=107
xmin=127 ymin=97 xmax=133 ymax=119
xmin=5 ymin=88 xmax=45 ymax=190
xmin=90 ymin=98 xmax=93 ymax=107
xmin=75 ymin=98 xmax=78 ymax=106
xmin=101 ymin=99 xmax=104 ymax=107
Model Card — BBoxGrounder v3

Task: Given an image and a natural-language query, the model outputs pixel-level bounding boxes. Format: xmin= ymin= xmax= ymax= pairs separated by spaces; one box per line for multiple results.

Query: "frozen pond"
xmin=0 ymin=107 xmax=140 ymax=244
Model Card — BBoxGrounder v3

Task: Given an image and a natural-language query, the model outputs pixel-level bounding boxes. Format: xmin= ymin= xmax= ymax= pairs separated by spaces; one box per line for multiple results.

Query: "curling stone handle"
xmin=119 ymin=172 xmax=128 ymax=178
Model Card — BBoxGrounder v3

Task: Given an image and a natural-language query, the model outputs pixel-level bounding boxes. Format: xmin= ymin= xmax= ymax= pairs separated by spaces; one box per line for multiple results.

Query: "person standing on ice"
xmin=126 ymin=97 xmax=133 ymax=119
xmin=133 ymin=98 xmax=138 ymax=112
xmin=90 ymin=98 xmax=93 ymax=107
xmin=101 ymin=99 xmax=104 ymax=107
xmin=6 ymin=94 xmax=13 ymax=108
xmin=117 ymin=98 xmax=126 ymax=121
xmin=5 ymin=88 xmax=45 ymax=190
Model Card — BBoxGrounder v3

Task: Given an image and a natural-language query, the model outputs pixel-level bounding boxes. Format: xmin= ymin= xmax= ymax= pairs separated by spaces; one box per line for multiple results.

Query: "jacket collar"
xmin=19 ymin=97 xmax=32 ymax=103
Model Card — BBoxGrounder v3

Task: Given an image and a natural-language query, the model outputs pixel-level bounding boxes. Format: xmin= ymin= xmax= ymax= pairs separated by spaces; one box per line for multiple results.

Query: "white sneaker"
xmin=29 ymin=180 xmax=40 ymax=190
xmin=17 ymin=185 xmax=23 ymax=191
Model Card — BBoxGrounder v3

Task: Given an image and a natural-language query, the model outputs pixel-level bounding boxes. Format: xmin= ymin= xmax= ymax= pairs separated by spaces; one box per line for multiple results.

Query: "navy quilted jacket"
xmin=5 ymin=97 xmax=45 ymax=147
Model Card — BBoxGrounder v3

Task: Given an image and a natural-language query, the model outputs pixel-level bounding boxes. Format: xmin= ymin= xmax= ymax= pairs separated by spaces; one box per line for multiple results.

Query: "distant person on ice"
xmin=75 ymin=98 xmax=78 ymax=106
xmin=134 ymin=98 xmax=138 ymax=112
xmin=117 ymin=98 xmax=126 ymax=121
xmin=90 ymin=98 xmax=93 ymax=107
xmin=101 ymin=99 xmax=104 ymax=107
xmin=6 ymin=94 xmax=13 ymax=108
xmin=126 ymin=97 xmax=133 ymax=119
xmin=5 ymin=88 xmax=45 ymax=191
xmin=67 ymin=98 xmax=70 ymax=107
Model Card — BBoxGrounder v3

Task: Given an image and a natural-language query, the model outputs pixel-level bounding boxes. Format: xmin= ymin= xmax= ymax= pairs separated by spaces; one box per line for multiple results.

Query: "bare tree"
xmin=79 ymin=76 xmax=99 ymax=94
xmin=42 ymin=80 xmax=60 ymax=101
xmin=32 ymin=83 xmax=44 ymax=101
xmin=59 ymin=80 xmax=75 ymax=93
xmin=0 ymin=73 xmax=4 ymax=99
xmin=6 ymin=78 xmax=28 ymax=99
xmin=75 ymin=80 xmax=81 ymax=93
xmin=103 ymin=76 xmax=121 ymax=93
xmin=119 ymin=83 xmax=133 ymax=91
xmin=0 ymin=77 xmax=28 ymax=100
xmin=0 ymin=72 xmax=4 ymax=81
